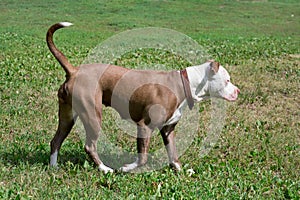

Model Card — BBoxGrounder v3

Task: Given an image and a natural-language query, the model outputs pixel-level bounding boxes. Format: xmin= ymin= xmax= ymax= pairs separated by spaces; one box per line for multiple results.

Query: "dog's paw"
xmin=99 ymin=163 xmax=114 ymax=174
xmin=170 ymin=161 xmax=182 ymax=171
xmin=119 ymin=161 xmax=139 ymax=172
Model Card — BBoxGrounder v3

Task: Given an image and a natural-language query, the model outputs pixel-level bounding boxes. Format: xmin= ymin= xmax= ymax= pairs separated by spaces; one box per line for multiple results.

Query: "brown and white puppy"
xmin=47 ymin=22 xmax=240 ymax=173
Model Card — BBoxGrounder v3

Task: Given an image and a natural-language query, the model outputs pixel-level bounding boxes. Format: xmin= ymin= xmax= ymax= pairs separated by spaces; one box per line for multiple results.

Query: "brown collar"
xmin=180 ymin=69 xmax=194 ymax=110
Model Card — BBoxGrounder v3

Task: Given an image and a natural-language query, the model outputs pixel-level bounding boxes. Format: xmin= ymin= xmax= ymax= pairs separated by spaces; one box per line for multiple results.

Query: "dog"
xmin=47 ymin=22 xmax=240 ymax=173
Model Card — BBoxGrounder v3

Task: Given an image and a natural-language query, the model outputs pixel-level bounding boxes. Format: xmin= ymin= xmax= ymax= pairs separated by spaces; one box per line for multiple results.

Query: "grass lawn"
xmin=0 ymin=0 xmax=299 ymax=199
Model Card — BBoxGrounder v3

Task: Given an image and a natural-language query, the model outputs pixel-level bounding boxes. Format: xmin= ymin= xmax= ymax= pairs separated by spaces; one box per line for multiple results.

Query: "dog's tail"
xmin=46 ymin=22 xmax=77 ymax=77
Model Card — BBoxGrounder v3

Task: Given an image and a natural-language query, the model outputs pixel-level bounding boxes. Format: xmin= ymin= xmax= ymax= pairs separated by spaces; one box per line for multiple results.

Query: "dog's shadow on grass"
xmin=0 ymin=145 xmax=87 ymax=168
xmin=0 ymin=144 xmax=135 ymax=170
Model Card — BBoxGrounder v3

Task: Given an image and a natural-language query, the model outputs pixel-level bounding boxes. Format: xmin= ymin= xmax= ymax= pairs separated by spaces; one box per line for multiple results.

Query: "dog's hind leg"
xmin=50 ymin=102 xmax=77 ymax=167
xmin=79 ymin=102 xmax=113 ymax=174
xmin=160 ymin=124 xmax=181 ymax=171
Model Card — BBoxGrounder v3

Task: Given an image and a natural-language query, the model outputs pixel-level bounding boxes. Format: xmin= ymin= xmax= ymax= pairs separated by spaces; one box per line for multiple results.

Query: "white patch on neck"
xmin=164 ymin=100 xmax=187 ymax=125
xmin=164 ymin=63 xmax=210 ymax=126
xmin=186 ymin=64 xmax=209 ymax=102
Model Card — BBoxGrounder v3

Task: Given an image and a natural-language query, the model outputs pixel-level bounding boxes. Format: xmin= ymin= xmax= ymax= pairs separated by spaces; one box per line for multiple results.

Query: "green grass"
xmin=0 ymin=0 xmax=299 ymax=199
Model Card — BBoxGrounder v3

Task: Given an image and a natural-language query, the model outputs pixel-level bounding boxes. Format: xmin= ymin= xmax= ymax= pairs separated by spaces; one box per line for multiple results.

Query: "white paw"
xmin=50 ymin=151 xmax=58 ymax=166
xmin=119 ymin=161 xmax=139 ymax=172
xmin=170 ymin=162 xmax=182 ymax=171
xmin=99 ymin=163 xmax=114 ymax=174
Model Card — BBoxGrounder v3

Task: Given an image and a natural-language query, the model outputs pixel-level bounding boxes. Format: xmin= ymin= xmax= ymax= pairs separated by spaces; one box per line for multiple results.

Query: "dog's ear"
xmin=210 ymin=61 xmax=220 ymax=73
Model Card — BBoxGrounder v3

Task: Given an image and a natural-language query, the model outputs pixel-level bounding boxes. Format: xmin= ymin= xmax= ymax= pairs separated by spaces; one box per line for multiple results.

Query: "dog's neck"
xmin=164 ymin=63 xmax=210 ymax=126
xmin=186 ymin=63 xmax=210 ymax=102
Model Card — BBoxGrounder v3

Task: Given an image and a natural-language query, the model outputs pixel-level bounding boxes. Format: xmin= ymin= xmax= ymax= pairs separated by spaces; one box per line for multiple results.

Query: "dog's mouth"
xmin=224 ymin=88 xmax=240 ymax=102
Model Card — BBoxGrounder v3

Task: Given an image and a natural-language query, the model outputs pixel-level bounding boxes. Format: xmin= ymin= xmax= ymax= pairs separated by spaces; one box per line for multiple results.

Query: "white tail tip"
xmin=59 ymin=22 xmax=73 ymax=27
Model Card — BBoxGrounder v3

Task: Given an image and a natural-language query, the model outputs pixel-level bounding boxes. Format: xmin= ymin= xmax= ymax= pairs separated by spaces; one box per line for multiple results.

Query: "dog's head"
xmin=207 ymin=62 xmax=240 ymax=101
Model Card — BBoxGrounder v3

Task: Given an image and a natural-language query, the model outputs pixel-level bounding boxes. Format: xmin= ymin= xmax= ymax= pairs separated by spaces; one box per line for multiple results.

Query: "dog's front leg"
xmin=160 ymin=124 xmax=181 ymax=171
xmin=120 ymin=124 xmax=153 ymax=172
